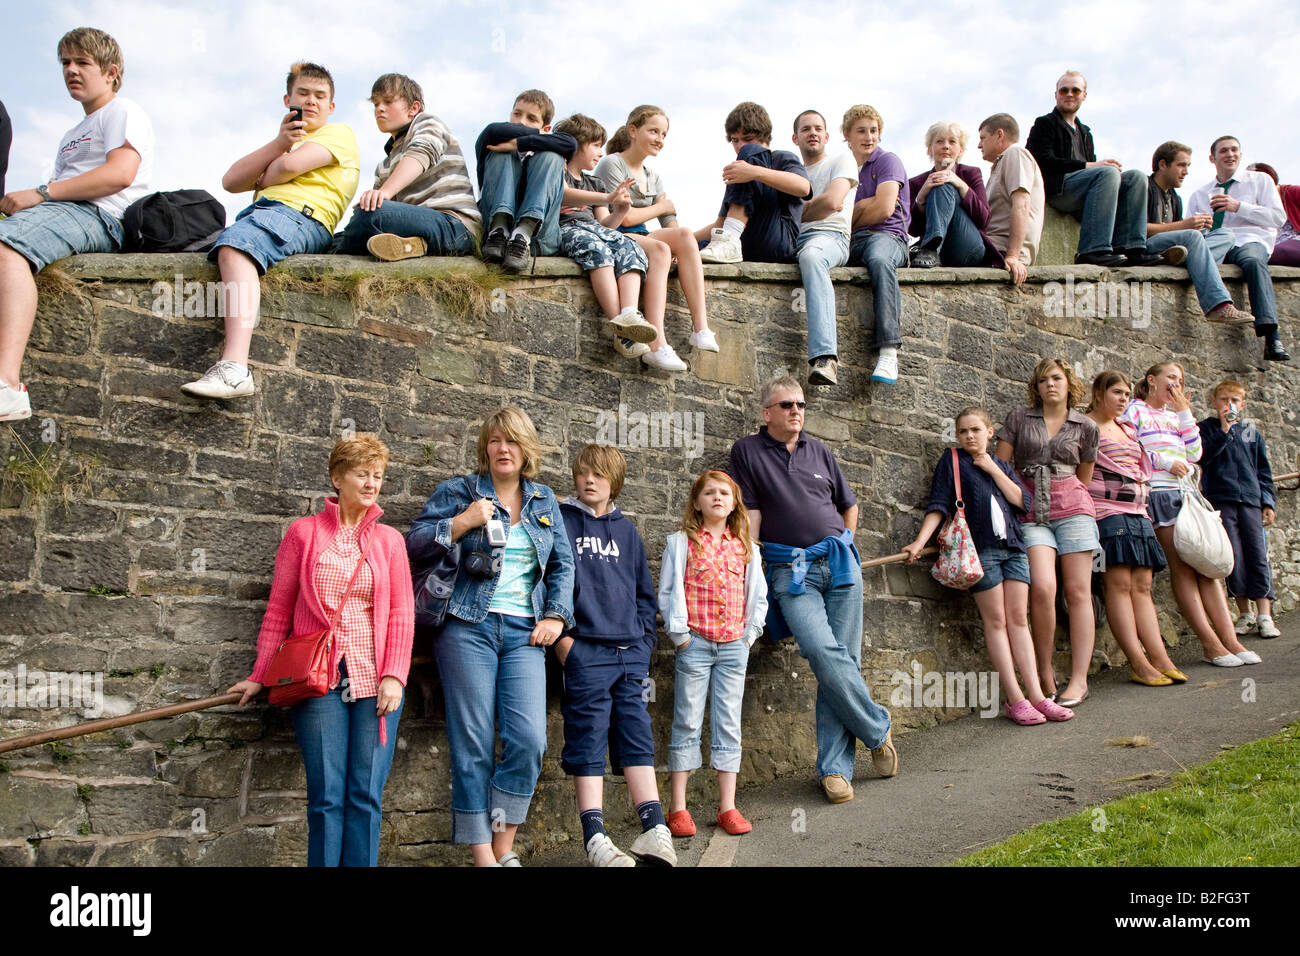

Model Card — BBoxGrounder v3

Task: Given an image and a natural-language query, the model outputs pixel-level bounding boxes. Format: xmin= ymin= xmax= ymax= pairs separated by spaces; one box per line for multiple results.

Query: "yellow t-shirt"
xmin=258 ymin=123 xmax=359 ymax=232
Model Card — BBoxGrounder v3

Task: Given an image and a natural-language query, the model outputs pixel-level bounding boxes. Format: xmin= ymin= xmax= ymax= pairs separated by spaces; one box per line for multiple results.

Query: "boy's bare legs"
xmin=217 ymin=247 xmax=261 ymax=366
xmin=574 ymin=775 xmax=603 ymax=813
xmin=0 ymin=245 xmax=37 ymax=388
xmin=616 ymin=270 xmax=641 ymax=314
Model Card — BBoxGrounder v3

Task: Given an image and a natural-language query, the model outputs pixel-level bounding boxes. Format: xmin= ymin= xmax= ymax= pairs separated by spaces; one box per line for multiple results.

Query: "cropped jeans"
xmin=668 ymin=634 xmax=750 ymax=773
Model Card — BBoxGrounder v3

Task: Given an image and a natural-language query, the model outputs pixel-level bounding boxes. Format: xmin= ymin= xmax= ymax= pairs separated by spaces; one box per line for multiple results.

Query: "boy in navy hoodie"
xmin=1198 ymin=380 xmax=1282 ymax=639
xmin=555 ymin=444 xmax=676 ymax=867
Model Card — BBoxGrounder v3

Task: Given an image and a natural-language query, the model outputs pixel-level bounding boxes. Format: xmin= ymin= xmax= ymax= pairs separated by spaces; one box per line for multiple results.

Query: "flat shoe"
xmin=1235 ymin=649 xmax=1262 ymax=664
xmin=1160 ymin=667 xmax=1189 ymax=683
xmin=666 ymin=809 xmax=695 ymax=837
xmin=1004 ymin=699 xmax=1047 ymax=725
xmin=1202 ymin=654 xmax=1244 ymax=667
xmin=1130 ymin=669 xmax=1174 ymax=687
xmin=1032 ymin=698 xmax=1074 ymax=721
xmin=1057 ymin=688 xmax=1089 ymax=708
xmin=716 ymin=809 xmax=752 ymax=835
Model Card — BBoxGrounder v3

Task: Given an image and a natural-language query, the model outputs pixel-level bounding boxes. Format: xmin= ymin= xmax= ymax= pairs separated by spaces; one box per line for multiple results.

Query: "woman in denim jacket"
xmin=408 ymin=406 xmax=574 ymax=866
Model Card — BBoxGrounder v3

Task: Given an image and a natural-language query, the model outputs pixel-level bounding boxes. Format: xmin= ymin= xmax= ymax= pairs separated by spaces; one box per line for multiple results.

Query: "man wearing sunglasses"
xmin=1026 ymin=71 xmax=1162 ymax=268
xmin=730 ymin=376 xmax=899 ymax=806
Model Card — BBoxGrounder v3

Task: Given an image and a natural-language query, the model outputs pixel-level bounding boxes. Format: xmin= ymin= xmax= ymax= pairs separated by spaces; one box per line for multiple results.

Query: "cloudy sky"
xmin=5 ymin=0 xmax=1297 ymax=226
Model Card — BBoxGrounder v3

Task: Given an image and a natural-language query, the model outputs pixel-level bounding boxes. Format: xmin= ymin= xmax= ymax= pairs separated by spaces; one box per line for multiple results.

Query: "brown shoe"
xmin=871 ymin=731 xmax=899 ymax=778
xmin=1159 ymin=244 xmax=1188 ymax=266
xmin=820 ymin=774 xmax=854 ymax=804
xmin=1207 ymin=303 xmax=1255 ymax=326
xmin=367 ymin=233 xmax=427 ymax=262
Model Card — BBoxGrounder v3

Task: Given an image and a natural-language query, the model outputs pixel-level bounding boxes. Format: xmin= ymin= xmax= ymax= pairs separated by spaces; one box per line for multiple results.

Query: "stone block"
xmin=96 ymin=837 xmax=193 ymax=866
xmin=257 ymin=371 xmax=337 ymax=437
xmin=0 ymin=776 xmax=84 ymax=837
xmin=181 ymin=518 xmax=285 ymax=578
xmin=0 ymin=516 xmax=35 ymax=583
xmin=42 ymin=539 xmax=132 ymax=593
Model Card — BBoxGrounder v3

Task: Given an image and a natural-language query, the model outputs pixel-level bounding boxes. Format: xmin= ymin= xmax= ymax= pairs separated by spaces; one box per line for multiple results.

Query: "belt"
xmin=1026 ymin=463 xmax=1079 ymax=524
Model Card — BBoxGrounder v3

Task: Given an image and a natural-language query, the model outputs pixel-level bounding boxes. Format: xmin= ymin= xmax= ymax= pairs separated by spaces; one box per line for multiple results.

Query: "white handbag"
xmin=1172 ymin=466 xmax=1235 ymax=579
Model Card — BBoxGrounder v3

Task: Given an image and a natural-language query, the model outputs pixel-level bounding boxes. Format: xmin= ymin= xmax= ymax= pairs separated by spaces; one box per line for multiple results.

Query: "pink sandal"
xmin=1033 ymin=698 xmax=1075 ymax=722
xmin=1004 ymin=699 xmax=1047 ymax=725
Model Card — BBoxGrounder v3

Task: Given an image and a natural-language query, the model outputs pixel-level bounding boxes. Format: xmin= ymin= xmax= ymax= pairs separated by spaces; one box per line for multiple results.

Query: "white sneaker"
xmin=641 ymin=344 xmax=688 ymax=372
xmin=496 ymin=850 xmax=522 ymax=867
xmin=181 ymin=361 xmax=255 ymax=400
xmin=689 ymin=328 xmax=719 ymax=352
xmin=613 ymin=336 xmax=651 ymax=359
xmin=1235 ymin=649 xmax=1263 ymax=664
xmin=0 ymin=381 xmax=32 ymax=422
xmin=1257 ymin=614 xmax=1281 ymax=638
xmin=699 ymin=228 xmax=742 ymax=264
xmin=1235 ymin=611 xmax=1257 ymax=635
xmin=628 ymin=824 xmax=677 ymax=867
xmin=585 ymin=832 xmax=635 ymax=867
xmin=609 ymin=308 xmax=658 ymax=344
xmin=870 ymin=352 xmax=899 ymax=384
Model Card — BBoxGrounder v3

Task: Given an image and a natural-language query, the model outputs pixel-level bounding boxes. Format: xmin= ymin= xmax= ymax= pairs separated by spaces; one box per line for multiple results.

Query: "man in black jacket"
xmin=1026 ymin=72 xmax=1160 ymax=267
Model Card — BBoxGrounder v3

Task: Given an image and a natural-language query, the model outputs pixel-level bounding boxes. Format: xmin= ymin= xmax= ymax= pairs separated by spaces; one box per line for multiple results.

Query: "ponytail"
xmin=606 ymin=125 xmax=631 ymax=154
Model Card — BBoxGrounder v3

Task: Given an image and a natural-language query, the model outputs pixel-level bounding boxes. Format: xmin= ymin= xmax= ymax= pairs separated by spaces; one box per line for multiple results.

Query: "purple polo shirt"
xmin=730 ymin=426 xmax=858 ymax=548
xmin=852 ymin=148 xmax=910 ymax=239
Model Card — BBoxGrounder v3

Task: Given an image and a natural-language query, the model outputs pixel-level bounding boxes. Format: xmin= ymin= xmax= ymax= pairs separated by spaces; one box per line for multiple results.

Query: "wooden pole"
xmin=0 ymin=692 xmax=242 ymax=755
xmin=860 ymin=546 xmax=938 ymax=569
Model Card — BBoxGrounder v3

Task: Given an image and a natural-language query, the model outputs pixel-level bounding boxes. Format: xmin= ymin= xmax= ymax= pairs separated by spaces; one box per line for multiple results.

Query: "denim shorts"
xmin=560 ymin=218 xmax=648 ymax=275
xmin=1146 ymin=489 xmax=1182 ymax=528
xmin=970 ymin=545 xmax=1031 ymax=593
xmin=207 ymin=198 xmax=331 ymax=275
xmin=1021 ymin=512 xmax=1101 ymax=555
xmin=0 ymin=200 xmax=121 ymax=271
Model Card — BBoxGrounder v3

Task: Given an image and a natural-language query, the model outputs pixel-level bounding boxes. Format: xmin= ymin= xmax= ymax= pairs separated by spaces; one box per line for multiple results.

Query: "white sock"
xmin=878 ymin=347 xmax=898 ymax=361
xmin=224 ymin=361 xmax=250 ymax=377
xmin=722 ymin=217 xmax=746 ymax=239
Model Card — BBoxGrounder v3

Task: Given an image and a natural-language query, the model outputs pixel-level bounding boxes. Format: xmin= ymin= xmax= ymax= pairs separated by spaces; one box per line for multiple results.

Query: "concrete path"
xmin=528 ymin=624 xmax=1298 ymax=866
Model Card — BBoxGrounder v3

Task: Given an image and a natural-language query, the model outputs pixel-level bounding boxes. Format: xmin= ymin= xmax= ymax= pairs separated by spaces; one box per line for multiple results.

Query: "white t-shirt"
xmin=799 ymin=151 xmax=858 ymax=237
xmin=51 ymin=96 xmax=155 ymax=219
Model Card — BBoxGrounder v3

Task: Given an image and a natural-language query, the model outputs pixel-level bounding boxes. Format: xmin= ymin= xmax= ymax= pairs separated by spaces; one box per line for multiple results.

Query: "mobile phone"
xmin=288 ymin=106 xmax=303 ymax=123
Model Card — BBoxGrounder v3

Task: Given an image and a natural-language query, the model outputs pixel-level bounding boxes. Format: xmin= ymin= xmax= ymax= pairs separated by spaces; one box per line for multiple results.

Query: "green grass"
xmin=954 ymin=721 xmax=1300 ymax=867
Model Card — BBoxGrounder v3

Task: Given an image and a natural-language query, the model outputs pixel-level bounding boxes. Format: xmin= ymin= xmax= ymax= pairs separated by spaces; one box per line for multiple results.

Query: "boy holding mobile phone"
xmin=181 ymin=61 xmax=359 ymax=401
xmin=0 ymin=28 xmax=154 ymax=422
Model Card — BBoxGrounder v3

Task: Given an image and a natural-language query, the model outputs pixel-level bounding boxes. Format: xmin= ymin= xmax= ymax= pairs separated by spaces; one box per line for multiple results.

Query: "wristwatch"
xmin=36 ymin=184 xmax=52 ymax=203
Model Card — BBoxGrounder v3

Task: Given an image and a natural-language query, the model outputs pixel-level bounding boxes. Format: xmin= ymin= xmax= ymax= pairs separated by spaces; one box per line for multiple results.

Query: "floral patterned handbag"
xmin=931 ymin=449 xmax=985 ymax=590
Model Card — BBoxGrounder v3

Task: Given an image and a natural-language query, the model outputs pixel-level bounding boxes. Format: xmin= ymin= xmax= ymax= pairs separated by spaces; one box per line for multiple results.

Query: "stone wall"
xmin=1 ymin=252 xmax=1297 ymax=866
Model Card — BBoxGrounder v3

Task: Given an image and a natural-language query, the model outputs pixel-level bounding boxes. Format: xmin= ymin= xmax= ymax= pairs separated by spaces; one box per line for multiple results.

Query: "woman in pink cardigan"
xmin=228 ymin=436 xmax=414 ymax=866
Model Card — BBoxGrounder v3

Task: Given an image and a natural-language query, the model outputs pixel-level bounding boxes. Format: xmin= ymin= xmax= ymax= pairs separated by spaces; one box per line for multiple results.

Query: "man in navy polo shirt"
xmin=729 ymin=375 xmax=898 ymax=805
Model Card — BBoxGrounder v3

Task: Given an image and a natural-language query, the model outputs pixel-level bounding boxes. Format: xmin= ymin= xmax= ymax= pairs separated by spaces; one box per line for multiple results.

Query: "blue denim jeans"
xmin=290 ymin=662 xmax=404 ymax=867
xmin=434 ymin=612 xmax=546 ymax=844
xmin=669 ymin=634 xmax=750 ymax=773
xmin=796 ymin=229 xmax=849 ymax=361
xmin=1221 ymin=241 xmax=1278 ymax=333
xmin=768 ymin=559 xmax=891 ymax=781
xmin=920 ymin=184 xmax=986 ymax=266
xmin=336 ymin=201 xmax=476 ymax=256
xmin=1051 ymin=166 xmax=1147 ymax=255
xmin=477 ymin=150 xmax=565 ymax=256
xmin=1146 ymin=229 xmax=1231 ymax=313
xmin=848 ymin=231 xmax=908 ymax=350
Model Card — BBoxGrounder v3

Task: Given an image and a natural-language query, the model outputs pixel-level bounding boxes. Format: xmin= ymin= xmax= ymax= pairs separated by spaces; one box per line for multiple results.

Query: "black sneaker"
xmin=910 ymin=246 xmax=940 ymax=268
xmin=809 ymin=356 xmax=838 ymax=385
xmin=502 ymin=234 xmax=531 ymax=272
xmin=1264 ymin=340 xmax=1291 ymax=362
xmin=1124 ymin=248 xmax=1164 ymax=267
xmin=482 ymin=229 xmax=508 ymax=264
xmin=1074 ymin=250 xmax=1128 ymax=267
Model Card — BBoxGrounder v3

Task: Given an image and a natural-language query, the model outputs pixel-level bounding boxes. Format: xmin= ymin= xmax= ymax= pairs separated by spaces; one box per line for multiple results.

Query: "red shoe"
xmin=667 ymin=809 xmax=696 ymax=837
xmin=716 ymin=808 xmax=752 ymax=835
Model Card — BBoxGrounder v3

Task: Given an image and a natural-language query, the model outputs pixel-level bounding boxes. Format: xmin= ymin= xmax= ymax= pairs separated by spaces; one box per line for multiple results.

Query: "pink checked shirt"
xmin=685 ymin=529 xmax=747 ymax=643
xmin=312 ymin=523 xmax=378 ymax=698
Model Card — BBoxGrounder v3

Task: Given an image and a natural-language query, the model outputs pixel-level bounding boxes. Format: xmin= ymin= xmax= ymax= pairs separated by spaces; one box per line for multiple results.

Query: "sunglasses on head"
xmin=766 ymin=400 xmax=807 ymax=410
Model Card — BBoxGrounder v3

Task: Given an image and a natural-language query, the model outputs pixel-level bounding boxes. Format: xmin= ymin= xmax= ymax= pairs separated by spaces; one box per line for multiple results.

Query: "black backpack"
xmin=121 ymin=189 xmax=226 ymax=253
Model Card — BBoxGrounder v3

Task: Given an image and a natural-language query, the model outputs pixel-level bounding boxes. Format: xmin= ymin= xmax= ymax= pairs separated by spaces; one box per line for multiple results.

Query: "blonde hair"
xmin=681 ymin=470 xmax=754 ymax=554
xmin=1133 ymin=361 xmax=1183 ymax=401
xmin=571 ymin=444 xmax=626 ymax=500
xmin=924 ymin=121 xmax=968 ymax=156
xmin=476 ymin=407 xmax=543 ymax=479
xmin=329 ymin=435 xmax=389 ymax=482
xmin=58 ymin=27 xmax=124 ymax=92
xmin=841 ymin=104 xmax=883 ymax=138
xmin=1027 ymin=357 xmax=1086 ymax=408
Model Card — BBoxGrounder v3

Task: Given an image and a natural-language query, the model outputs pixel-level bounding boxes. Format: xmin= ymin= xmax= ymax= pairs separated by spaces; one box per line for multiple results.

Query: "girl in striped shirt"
xmin=1123 ymin=362 xmax=1259 ymax=667
xmin=659 ymin=469 xmax=767 ymax=837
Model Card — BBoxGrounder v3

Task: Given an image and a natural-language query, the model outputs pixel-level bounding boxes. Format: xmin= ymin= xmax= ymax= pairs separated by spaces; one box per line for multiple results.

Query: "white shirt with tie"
xmin=1188 ymin=169 xmax=1285 ymax=253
